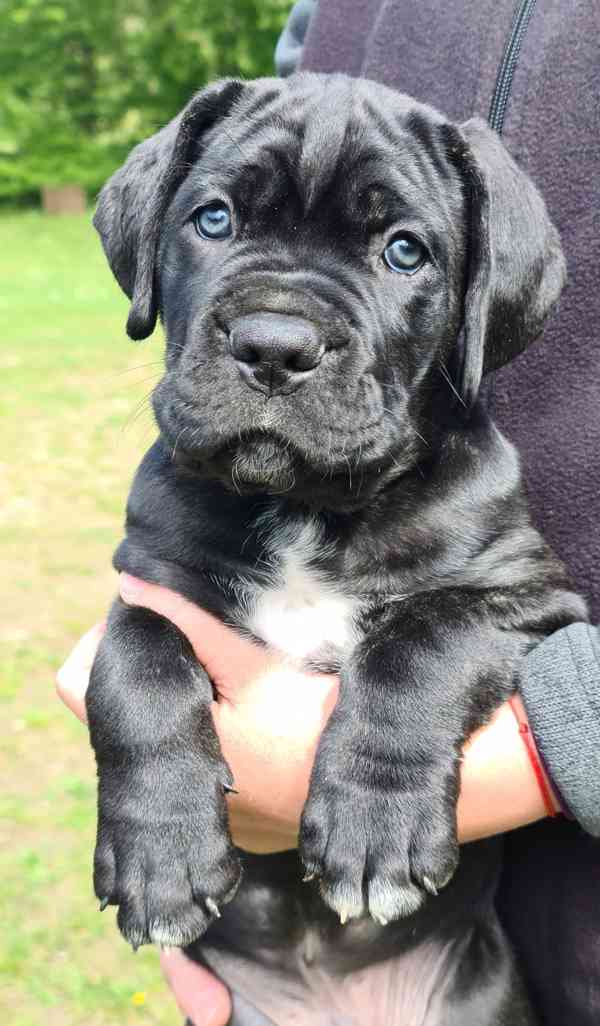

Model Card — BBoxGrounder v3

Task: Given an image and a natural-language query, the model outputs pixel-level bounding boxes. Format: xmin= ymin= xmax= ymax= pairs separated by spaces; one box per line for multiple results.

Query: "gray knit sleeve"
xmin=274 ymin=0 xmax=318 ymax=77
xmin=521 ymin=623 xmax=600 ymax=836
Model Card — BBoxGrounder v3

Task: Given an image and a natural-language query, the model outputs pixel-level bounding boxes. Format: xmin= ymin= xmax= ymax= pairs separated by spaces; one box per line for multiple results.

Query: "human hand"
xmin=57 ymin=575 xmax=554 ymax=850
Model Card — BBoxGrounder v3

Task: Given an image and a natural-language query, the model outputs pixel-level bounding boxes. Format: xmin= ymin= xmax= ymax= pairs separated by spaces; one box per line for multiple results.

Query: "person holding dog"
xmin=58 ymin=1 xmax=600 ymax=1024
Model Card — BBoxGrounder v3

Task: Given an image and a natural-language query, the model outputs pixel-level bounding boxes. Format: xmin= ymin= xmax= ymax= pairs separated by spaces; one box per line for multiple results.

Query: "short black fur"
xmin=88 ymin=73 xmax=585 ymax=1025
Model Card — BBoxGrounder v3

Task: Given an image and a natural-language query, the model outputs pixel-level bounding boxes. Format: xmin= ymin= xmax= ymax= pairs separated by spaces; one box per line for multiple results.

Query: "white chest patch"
xmin=246 ymin=520 xmax=357 ymax=660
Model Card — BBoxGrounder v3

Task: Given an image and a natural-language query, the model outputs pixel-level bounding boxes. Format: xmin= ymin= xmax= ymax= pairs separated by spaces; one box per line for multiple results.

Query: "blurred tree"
xmin=0 ymin=0 xmax=291 ymax=202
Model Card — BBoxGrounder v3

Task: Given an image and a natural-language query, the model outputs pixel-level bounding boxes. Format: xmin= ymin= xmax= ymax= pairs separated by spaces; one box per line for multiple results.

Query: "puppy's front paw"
xmin=94 ymin=766 xmax=240 ymax=949
xmin=300 ymin=749 xmax=459 ymax=926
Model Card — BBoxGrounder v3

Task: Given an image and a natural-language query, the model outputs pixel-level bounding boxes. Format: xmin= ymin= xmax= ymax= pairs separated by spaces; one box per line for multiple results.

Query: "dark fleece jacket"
xmin=300 ymin=0 xmax=600 ymax=623
xmin=274 ymin=2 xmax=600 ymax=1023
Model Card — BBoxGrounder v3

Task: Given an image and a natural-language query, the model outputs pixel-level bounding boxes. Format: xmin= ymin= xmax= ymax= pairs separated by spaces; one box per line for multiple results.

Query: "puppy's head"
xmin=95 ymin=74 xmax=564 ymax=508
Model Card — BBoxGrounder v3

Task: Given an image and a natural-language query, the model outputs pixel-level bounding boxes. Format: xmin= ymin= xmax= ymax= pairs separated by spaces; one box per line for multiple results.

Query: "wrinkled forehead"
xmin=181 ymin=75 xmax=463 ymax=229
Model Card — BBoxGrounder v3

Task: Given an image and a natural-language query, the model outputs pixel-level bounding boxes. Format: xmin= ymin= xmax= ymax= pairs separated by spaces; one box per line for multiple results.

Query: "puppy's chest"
xmin=239 ymin=521 xmax=359 ymax=661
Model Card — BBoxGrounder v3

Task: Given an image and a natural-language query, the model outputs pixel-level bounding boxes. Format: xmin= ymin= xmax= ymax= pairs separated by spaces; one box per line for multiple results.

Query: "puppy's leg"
xmin=87 ymin=598 xmax=240 ymax=948
xmin=300 ymin=588 xmax=530 ymax=925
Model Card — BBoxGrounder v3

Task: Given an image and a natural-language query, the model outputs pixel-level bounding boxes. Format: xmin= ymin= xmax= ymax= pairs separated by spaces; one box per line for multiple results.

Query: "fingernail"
xmin=119 ymin=573 xmax=142 ymax=602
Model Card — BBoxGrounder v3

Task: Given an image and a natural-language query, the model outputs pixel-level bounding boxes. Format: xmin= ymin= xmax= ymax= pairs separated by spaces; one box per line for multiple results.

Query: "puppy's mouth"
xmin=229 ymin=435 xmax=298 ymax=493
xmin=174 ymin=432 xmax=299 ymax=495
xmin=170 ymin=425 xmax=427 ymax=511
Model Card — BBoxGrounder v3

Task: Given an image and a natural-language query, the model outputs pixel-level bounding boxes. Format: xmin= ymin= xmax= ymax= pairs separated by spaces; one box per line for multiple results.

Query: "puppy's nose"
xmin=229 ymin=313 xmax=323 ymax=395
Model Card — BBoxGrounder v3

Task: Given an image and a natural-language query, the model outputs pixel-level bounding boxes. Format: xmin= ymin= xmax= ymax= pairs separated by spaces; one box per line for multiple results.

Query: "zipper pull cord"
xmin=488 ymin=0 xmax=538 ymax=136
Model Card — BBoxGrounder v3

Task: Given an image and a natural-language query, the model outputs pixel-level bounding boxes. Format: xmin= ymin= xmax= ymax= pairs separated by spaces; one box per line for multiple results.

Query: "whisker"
xmin=171 ymin=427 xmax=187 ymax=463
xmin=120 ymin=389 xmax=155 ymax=434
xmin=230 ymin=459 xmax=243 ymax=496
xmin=112 ymin=374 xmax=162 ymax=393
xmin=438 ymin=362 xmax=466 ymax=408
xmin=105 ymin=361 xmax=165 ymax=378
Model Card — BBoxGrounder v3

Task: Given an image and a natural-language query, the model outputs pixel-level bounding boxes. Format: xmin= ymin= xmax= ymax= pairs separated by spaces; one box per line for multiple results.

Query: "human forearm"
xmin=457 ymin=694 xmax=558 ymax=843
xmin=57 ymin=577 xmax=563 ymax=853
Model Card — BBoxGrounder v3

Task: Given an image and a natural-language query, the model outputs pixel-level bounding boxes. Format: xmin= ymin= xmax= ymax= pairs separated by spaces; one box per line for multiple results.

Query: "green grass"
xmin=0 ymin=211 xmax=178 ymax=1025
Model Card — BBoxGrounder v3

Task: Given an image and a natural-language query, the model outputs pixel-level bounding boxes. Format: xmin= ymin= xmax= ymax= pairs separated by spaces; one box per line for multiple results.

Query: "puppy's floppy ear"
xmin=93 ymin=79 xmax=245 ymax=340
xmin=451 ymin=118 xmax=566 ymax=405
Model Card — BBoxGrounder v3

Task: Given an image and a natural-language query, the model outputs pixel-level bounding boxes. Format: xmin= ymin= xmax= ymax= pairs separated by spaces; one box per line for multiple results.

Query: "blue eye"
xmin=383 ymin=234 xmax=426 ymax=274
xmin=194 ymin=202 xmax=232 ymax=240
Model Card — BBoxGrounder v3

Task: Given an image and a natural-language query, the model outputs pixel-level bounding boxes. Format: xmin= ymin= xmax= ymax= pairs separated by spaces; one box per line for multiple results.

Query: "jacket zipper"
xmin=488 ymin=0 xmax=538 ymax=135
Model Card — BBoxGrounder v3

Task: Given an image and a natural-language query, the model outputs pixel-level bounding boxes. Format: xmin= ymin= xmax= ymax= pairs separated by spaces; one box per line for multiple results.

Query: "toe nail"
xmin=302 ymin=871 xmax=316 ymax=883
xmin=339 ymin=909 xmax=349 ymax=925
xmin=224 ymin=784 xmax=239 ymax=794
xmin=206 ymin=897 xmax=221 ymax=918
xmin=422 ymin=876 xmax=438 ymax=896
xmin=99 ymin=896 xmax=110 ymax=911
xmin=373 ymin=913 xmax=389 ymax=926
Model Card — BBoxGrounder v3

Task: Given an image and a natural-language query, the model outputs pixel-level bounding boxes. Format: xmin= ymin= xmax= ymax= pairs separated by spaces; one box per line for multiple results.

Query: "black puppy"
xmin=89 ymin=73 xmax=585 ymax=1025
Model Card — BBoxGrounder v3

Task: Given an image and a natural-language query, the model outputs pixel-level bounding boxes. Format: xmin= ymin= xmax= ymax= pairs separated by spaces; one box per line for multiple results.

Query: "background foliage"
xmin=0 ymin=0 xmax=290 ymax=200
xmin=1 ymin=208 xmax=178 ymax=1026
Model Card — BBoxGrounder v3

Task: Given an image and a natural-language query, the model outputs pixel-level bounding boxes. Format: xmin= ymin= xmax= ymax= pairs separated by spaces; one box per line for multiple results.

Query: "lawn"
xmin=0 ymin=210 xmax=179 ymax=1025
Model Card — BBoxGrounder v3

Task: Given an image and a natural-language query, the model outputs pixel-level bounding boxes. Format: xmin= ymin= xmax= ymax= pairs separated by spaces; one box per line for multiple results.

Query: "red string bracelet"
xmin=508 ymin=696 xmax=559 ymax=818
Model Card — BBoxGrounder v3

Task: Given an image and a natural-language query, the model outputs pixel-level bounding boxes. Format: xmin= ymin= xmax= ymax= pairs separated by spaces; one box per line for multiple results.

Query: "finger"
xmin=119 ymin=573 xmax=274 ymax=690
xmin=160 ymin=947 xmax=231 ymax=1026
xmin=56 ymin=623 xmax=105 ymax=724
